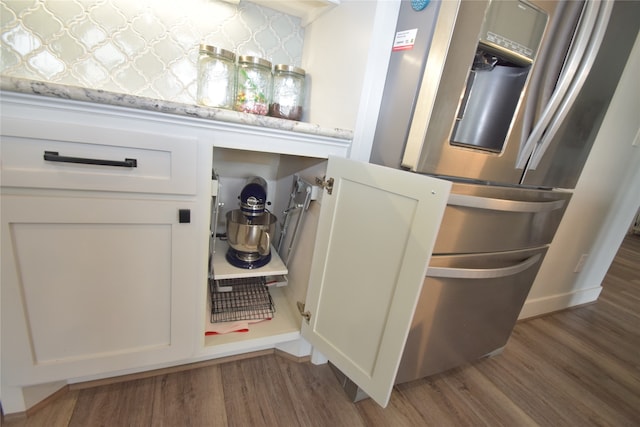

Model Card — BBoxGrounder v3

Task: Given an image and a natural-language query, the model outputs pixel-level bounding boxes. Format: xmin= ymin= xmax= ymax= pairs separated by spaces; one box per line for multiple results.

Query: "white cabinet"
xmin=0 ymin=93 xmax=348 ymax=413
xmin=0 ymin=106 xmax=208 ymax=389
xmin=1 ymin=195 xmax=198 ymax=385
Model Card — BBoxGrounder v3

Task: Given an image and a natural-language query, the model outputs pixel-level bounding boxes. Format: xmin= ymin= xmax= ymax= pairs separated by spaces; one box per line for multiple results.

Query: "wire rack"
xmin=210 ymin=277 xmax=275 ymax=323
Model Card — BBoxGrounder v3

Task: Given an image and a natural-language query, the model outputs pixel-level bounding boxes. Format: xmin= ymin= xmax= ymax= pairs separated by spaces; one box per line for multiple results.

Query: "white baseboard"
xmin=1 ymin=380 xmax=67 ymax=415
xmin=519 ymin=286 xmax=603 ymax=320
xmin=275 ymin=337 xmax=312 ymax=358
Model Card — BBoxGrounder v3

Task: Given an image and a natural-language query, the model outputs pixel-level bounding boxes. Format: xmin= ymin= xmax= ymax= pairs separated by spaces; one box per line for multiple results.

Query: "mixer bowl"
xmin=226 ymin=209 xmax=277 ymax=256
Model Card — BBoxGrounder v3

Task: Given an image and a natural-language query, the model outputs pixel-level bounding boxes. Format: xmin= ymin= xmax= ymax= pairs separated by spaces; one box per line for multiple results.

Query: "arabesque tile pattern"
xmin=1 ymin=0 xmax=303 ymax=103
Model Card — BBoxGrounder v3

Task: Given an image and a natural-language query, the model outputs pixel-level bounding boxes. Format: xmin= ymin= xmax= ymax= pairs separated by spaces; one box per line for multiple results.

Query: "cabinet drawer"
xmin=396 ymin=246 xmax=547 ymax=383
xmin=1 ymin=117 xmax=197 ymax=195
xmin=434 ymin=182 xmax=571 ymax=254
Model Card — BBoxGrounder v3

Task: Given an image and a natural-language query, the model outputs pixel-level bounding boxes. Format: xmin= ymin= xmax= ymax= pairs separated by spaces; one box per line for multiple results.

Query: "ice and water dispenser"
xmin=451 ymin=0 xmax=547 ymax=153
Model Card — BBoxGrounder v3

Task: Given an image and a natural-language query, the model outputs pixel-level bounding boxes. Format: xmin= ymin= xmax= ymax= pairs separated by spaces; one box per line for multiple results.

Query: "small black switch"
xmin=179 ymin=209 xmax=191 ymax=224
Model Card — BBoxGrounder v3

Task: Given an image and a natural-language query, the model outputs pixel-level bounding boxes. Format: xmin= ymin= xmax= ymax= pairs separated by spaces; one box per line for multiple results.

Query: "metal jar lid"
xmin=237 ymin=55 xmax=272 ymax=69
xmin=273 ymin=64 xmax=305 ymax=76
xmin=199 ymin=44 xmax=235 ymax=62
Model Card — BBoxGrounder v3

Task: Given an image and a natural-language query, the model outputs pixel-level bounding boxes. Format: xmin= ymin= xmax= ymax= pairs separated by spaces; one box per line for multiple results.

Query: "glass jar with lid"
xmin=270 ymin=64 xmax=306 ymax=121
xmin=197 ymin=44 xmax=236 ymax=109
xmin=235 ymin=56 xmax=272 ymax=115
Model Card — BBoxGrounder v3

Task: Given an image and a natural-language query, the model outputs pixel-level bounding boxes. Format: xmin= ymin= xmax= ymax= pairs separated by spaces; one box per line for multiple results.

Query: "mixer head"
xmin=240 ymin=176 xmax=268 ymax=217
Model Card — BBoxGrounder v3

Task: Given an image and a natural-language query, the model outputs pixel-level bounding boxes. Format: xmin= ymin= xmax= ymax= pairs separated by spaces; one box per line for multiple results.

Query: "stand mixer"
xmin=226 ymin=177 xmax=277 ymax=269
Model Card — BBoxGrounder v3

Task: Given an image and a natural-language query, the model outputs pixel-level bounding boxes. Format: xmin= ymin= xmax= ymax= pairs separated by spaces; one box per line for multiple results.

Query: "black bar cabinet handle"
xmin=43 ymin=151 xmax=137 ymax=168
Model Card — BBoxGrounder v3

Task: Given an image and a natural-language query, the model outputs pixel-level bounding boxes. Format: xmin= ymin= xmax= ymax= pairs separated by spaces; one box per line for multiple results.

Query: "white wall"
xmin=521 ymin=31 xmax=640 ymax=318
xmin=301 ymin=0 xmax=400 ymax=161
xmin=301 ymin=0 xmax=377 ymax=130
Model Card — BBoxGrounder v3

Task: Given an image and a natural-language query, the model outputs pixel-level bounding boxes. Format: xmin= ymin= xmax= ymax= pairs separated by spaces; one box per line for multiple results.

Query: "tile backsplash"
xmin=1 ymin=0 xmax=304 ymax=103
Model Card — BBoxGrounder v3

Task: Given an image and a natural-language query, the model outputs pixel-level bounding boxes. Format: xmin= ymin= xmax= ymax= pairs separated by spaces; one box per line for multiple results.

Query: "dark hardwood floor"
xmin=4 ymin=234 xmax=639 ymax=426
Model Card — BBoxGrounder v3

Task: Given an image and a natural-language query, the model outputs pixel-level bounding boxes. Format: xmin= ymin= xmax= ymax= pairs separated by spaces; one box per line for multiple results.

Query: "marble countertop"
xmin=0 ymin=77 xmax=353 ymax=141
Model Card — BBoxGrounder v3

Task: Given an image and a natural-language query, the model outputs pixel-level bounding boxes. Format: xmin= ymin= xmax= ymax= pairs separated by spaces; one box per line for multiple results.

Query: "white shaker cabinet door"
xmin=300 ymin=156 xmax=451 ymax=407
xmin=1 ymin=195 xmax=200 ymax=385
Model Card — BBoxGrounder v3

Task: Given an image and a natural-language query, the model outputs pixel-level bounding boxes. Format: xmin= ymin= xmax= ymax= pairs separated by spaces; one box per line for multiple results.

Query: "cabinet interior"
xmin=203 ymin=148 xmax=326 ymax=350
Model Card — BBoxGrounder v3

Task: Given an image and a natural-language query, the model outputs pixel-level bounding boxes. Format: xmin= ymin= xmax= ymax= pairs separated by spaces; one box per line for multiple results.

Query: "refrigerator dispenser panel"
xmin=451 ymin=0 xmax=547 ymax=153
xmin=478 ymin=0 xmax=548 ymax=64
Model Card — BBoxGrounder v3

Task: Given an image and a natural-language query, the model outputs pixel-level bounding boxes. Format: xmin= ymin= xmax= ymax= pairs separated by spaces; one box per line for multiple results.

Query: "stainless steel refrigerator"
xmin=370 ymin=0 xmax=640 ymax=383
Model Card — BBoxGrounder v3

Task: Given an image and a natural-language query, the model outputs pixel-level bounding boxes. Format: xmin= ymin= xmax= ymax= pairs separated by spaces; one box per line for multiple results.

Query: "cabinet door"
xmin=300 ymin=156 xmax=451 ymax=407
xmin=1 ymin=195 xmax=200 ymax=385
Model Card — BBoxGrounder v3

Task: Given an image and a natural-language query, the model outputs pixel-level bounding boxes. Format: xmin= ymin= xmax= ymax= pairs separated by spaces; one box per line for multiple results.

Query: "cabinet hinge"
xmin=315 ymin=176 xmax=334 ymax=195
xmin=297 ymin=301 xmax=311 ymax=324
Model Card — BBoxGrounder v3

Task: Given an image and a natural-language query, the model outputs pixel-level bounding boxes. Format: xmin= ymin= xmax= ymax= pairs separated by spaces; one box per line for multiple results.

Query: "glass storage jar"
xmin=270 ymin=65 xmax=306 ymax=121
xmin=197 ymin=44 xmax=236 ymax=109
xmin=235 ymin=56 xmax=272 ymax=115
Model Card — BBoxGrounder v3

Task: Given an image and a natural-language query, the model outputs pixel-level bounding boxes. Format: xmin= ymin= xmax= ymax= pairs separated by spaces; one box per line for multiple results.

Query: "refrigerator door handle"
xmin=427 ymin=254 xmax=542 ymax=279
xmin=516 ymin=1 xmax=601 ymax=169
xmin=528 ymin=0 xmax=613 ymax=169
xmin=448 ymin=193 xmax=566 ymax=213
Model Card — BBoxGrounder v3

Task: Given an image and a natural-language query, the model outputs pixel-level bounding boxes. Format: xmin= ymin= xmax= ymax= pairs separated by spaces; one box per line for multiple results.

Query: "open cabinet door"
xmin=300 ymin=156 xmax=451 ymax=407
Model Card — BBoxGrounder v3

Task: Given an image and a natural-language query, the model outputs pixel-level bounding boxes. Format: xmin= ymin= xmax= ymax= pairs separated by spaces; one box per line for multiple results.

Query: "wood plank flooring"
xmin=4 ymin=234 xmax=639 ymax=427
